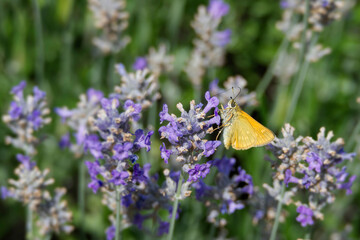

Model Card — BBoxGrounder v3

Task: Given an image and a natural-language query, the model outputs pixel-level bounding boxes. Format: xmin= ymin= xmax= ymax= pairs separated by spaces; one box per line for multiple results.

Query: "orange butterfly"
xmin=218 ymin=98 xmax=275 ymax=150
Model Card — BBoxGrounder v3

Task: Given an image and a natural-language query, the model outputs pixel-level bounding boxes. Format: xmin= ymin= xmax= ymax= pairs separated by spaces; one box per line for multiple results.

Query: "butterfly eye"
xmin=230 ymin=100 xmax=236 ymax=108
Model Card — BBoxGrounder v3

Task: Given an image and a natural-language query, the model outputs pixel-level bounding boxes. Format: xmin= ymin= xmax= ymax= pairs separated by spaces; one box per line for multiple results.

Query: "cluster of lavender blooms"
xmin=185 ymin=0 xmax=231 ymax=89
xmin=133 ymin=44 xmax=174 ymax=77
xmin=159 ymin=91 xmax=221 ymax=187
xmin=2 ymin=155 xmax=73 ymax=235
xmin=264 ymin=123 xmax=356 ymax=227
xmin=101 ymin=166 xmax=176 ymax=239
xmin=1 ymin=82 xmax=73 ymax=236
xmin=2 ymin=80 xmax=51 ymax=155
xmin=193 ymin=157 xmax=254 ymax=235
xmin=277 ymin=0 xmax=345 ymax=62
xmin=112 ymin=64 xmax=161 ymax=110
xmin=88 ymin=0 xmax=130 ymax=54
xmin=55 ymin=88 xmax=103 ymax=157
xmin=83 ymin=96 xmax=177 ymax=237
xmin=209 ymin=75 xmax=258 ymax=108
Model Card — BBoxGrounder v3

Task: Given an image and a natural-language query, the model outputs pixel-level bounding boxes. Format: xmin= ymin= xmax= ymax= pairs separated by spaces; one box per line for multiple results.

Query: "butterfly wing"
xmin=239 ymin=110 xmax=275 ymax=147
xmin=223 ymin=113 xmax=257 ymax=150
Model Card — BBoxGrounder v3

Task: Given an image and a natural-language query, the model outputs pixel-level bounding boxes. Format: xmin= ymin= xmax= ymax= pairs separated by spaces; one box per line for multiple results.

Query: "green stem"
xmin=115 ymin=188 xmax=122 ymax=240
xmin=285 ymin=0 xmax=313 ymax=123
xmin=348 ymin=119 xmax=360 ymax=151
xmin=167 ymin=173 xmax=184 ymax=240
xmin=194 ymin=84 xmax=202 ymax=104
xmin=78 ymin=159 xmax=86 ymax=239
xmin=269 ymin=182 xmax=285 ymax=240
xmin=107 ymin=54 xmax=117 ymax=90
xmin=26 ymin=205 xmax=33 ymax=240
xmin=256 ymin=37 xmax=290 ymax=98
xmin=32 ymin=0 xmax=44 ymax=84
xmin=285 ymin=34 xmax=318 ymax=123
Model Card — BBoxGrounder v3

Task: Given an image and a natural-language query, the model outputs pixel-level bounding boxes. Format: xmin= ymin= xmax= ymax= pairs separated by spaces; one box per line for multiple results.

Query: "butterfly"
xmin=217 ymin=98 xmax=275 ymax=150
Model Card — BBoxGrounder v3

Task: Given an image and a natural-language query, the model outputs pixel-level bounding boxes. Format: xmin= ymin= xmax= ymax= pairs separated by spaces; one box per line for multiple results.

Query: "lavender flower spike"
xmin=208 ymin=0 xmax=230 ymax=19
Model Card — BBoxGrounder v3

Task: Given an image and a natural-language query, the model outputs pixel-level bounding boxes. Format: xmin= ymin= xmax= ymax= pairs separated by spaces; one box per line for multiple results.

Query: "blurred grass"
xmin=0 ymin=0 xmax=359 ymax=239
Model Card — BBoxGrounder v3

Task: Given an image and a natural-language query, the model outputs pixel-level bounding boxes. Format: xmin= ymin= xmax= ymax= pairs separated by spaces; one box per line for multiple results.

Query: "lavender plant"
xmin=112 ymin=64 xmax=161 ymax=110
xmin=265 ymin=124 xmax=356 ymax=238
xmin=193 ymin=156 xmax=254 ymax=238
xmin=159 ymin=91 xmax=222 ymax=239
xmin=56 ymin=88 xmax=104 ymax=157
xmin=185 ymin=0 xmax=231 ymax=94
xmin=1 ymin=81 xmax=73 ymax=238
xmin=88 ymin=0 xmax=130 ymax=54
xmin=82 ymin=94 xmax=181 ymax=239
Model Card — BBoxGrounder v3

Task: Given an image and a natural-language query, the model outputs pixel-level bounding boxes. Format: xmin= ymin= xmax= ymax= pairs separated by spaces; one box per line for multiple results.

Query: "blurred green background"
xmin=0 ymin=0 xmax=359 ymax=239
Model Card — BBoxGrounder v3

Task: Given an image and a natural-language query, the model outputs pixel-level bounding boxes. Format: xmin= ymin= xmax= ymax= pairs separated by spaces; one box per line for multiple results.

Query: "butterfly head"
xmin=227 ymin=98 xmax=237 ymax=108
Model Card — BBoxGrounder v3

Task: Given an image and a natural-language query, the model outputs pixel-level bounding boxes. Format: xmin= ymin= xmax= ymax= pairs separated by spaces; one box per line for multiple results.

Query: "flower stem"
xmin=285 ymin=34 xmax=318 ymax=123
xmin=284 ymin=0 xmax=311 ymax=123
xmin=167 ymin=173 xmax=184 ymax=240
xmin=256 ymin=37 xmax=290 ymax=98
xmin=78 ymin=159 xmax=86 ymax=239
xmin=107 ymin=54 xmax=117 ymax=89
xmin=26 ymin=205 xmax=33 ymax=240
xmin=32 ymin=0 xmax=44 ymax=84
xmin=269 ymin=181 xmax=285 ymax=240
xmin=115 ymin=187 xmax=122 ymax=240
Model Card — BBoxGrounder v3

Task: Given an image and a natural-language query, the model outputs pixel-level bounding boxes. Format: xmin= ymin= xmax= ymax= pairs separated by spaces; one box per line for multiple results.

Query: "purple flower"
xmin=122 ymin=194 xmax=133 ymax=207
xmin=228 ymin=201 xmax=244 ymax=214
xmin=134 ymin=129 xmax=153 ymax=152
xmin=55 ymin=107 xmax=73 ymax=122
xmin=208 ymin=0 xmax=229 ymax=19
xmin=16 ymin=154 xmax=35 ymax=170
xmin=59 ymin=133 xmax=71 ymax=149
xmin=203 ymin=91 xmax=220 ymax=114
xmin=11 ymin=80 xmax=26 ymax=97
xmin=27 ymin=109 xmax=42 ymax=130
xmin=133 ymin=57 xmax=148 ymax=70
xmin=124 ymin=100 xmax=142 ymax=121
xmin=284 ymin=169 xmax=300 ymax=186
xmin=158 ymin=122 xmax=182 ymax=145
xmin=133 ymin=214 xmax=146 ymax=229
xmin=280 ymin=0 xmax=289 ymax=9
xmin=209 ymin=79 xmax=219 ymax=93
xmin=338 ymin=175 xmax=356 ymax=195
xmin=202 ymin=140 xmax=222 ymax=157
xmin=159 ymin=104 xmax=175 ymax=123
xmin=160 ymin=143 xmax=171 ymax=164
xmin=87 ymin=88 xmax=103 ymax=103
xmin=322 ymin=0 xmax=329 ymax=7
xmin=188 ymin=163 xmax=211 ymax=182
xmin=306 ymin=152 xmax=322 ymax=173
xmin=193 ymin=180 xmax=212 ymax=200
xmin=213 ymin=156 xmax=236 ymax=175
xmin=85 ymin=160 xmax=104 ymax=179
xmin=132 ymin=164 xmax=147 ymax=183
xmin=109 ymin=170 xmax=129 ymax=185
xmin=105 ymin=225 xmax=115 ymax=240
xmin=88 ymin=178 xmax=103 ymax=193
xmin=1 ymin=186 xmax=10 ymax=199
xmin=213 ymin=29 xmax=232 ymax=47
xmin=101 ymin=98 xmax=119 ymax=112
xmin=84 ymin=134 xmax=103 ymax=159
xmin=113 ymin=142 xmax=133 ymax=161
xmin=33 ymin=86 xmax=46 ymax=102
xmin=296 ymin=205 xmax=314 ymax=227
xmin=157 ymin=221 xmax=170 ymax=236
xmin=8 ymin=101 xmax=22 ymax=119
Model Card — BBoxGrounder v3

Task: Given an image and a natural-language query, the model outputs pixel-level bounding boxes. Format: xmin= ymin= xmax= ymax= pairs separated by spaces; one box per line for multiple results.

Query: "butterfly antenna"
xmin=234 ymin=87 xmax=242 ymax=99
